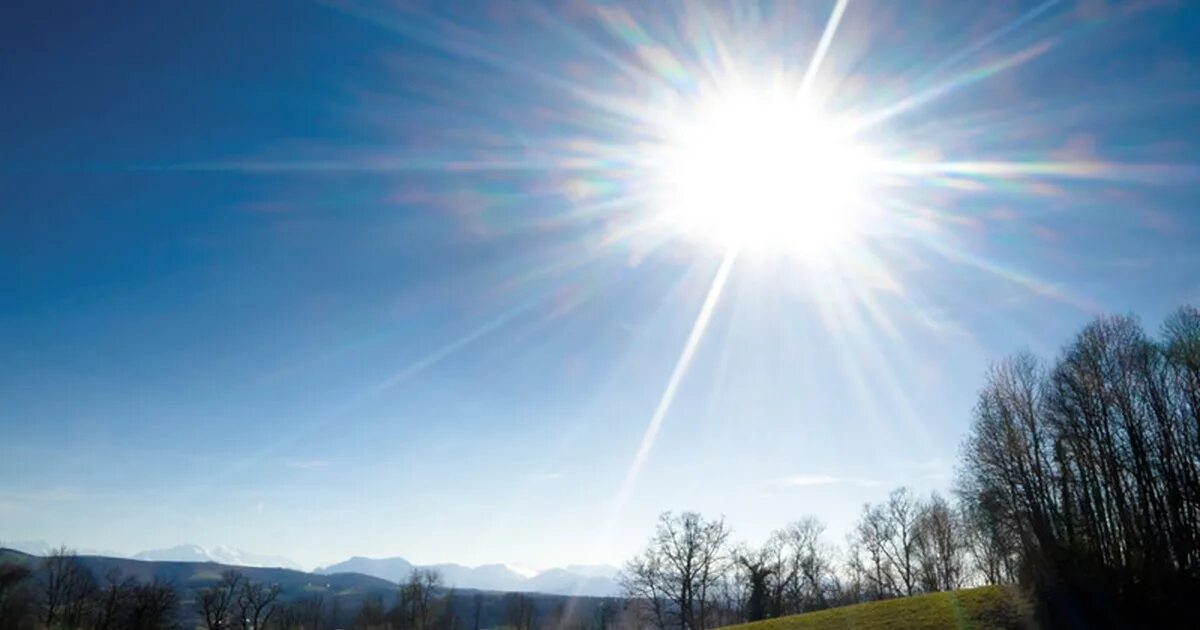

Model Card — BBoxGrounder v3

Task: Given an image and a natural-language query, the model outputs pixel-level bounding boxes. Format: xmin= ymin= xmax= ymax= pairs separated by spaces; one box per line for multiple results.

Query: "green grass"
xmin=721 ymin=586 xmax=1032 ymax=630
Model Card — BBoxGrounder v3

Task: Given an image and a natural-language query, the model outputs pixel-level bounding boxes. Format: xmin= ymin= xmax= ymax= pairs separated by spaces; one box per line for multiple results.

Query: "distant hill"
xmin=316 ymin=556 xmax=621 ymax=596
xmin=718 ymin=586 xmax=1031 ymax=630
xmin=315 ymin=555 xmax=416 ymax=582
xmin=1 ymin=548 xmax=619 ymax=628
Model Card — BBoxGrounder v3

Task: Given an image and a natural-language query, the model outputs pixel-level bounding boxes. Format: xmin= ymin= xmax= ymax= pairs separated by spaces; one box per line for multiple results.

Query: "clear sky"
xmin=2 ymin=0 xmax=1199 ymax=572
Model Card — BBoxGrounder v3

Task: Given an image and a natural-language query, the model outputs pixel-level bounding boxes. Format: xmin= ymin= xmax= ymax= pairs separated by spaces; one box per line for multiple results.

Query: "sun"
xmin=654 ymin=88 xmax=876 ymax=257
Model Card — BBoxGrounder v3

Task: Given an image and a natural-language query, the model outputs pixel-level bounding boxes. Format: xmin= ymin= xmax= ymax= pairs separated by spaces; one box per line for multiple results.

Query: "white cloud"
xmin=776 ymin=474 xmax=882 ymax=488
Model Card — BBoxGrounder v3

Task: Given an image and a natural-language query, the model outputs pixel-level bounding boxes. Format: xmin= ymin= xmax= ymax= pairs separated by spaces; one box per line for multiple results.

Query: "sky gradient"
xmin=2 ymin=0 xmax=1199 ymax=571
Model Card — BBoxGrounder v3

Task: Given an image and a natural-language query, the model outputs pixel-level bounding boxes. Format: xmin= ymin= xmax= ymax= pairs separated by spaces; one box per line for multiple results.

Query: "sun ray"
xmin=610 ymin=247 xmax=738 ymax=515
xmin=799 ymin=0 xmax=848 ymax=96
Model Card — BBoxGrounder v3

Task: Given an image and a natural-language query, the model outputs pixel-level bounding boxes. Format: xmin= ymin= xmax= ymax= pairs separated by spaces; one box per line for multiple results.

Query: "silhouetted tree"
xmin=198 ymin=571 xmax=244 ymax=630
xmin=40 ymin=547 xmax=96 ymax=629
xmin=501 ymin=593 xmax=534 ymax=630
xmin=353 ymin=594 xmax=385 ymax=630
xmin=620 ymin=511 xmax=730 ymax=630
xmin=125 ymin=580 xmax=179 ymax=630
xmin=0 ymin=564 xmax=37 ymax=630
xmin=959 ymin=308 xmax=1200 ymax=626
xmin=236 ymin=579 xmax=280 ymax=630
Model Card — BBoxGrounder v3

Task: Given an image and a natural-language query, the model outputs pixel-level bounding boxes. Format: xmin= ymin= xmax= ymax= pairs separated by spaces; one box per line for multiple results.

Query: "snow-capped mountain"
xmin=316 ymin=556 xmax=621 ymax=596
xmin=132 ymin=544 xmax=301 ymax=570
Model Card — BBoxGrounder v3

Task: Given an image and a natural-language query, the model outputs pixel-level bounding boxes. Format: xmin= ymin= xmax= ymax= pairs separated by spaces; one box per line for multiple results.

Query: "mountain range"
xmin=0 ymin=548 xmax=616 ymax=629
xmin=316 ymin=556 xmax=621 ymax=597
xmin=132 ymin=544 xmax=302 ymax=570
xmin=3 ymin=541 xmax=621 ymax=596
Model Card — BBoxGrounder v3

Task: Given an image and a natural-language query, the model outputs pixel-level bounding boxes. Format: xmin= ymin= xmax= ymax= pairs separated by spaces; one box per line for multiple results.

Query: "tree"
xmin=851 ymin=503 xmax=897 ymax=600
xmin=470 ymin=593 xmax=483 ymax=630
xmin=235 ymin=579 xmax=280 ymax=630
xmin=620 ymin=511 xmax=731 ymax=630
xmin=501 ymin=593 xmax=534 ymax=630
xmin=392 ymin=568 xmax=442 ymax=630
xmin=0 ymin=564 xmax=37 ymax=630
xmin=125 ymin=580 xmax=179 ymax=630
xmin=734 ymin=552 xmax=771 ymax=622
xmin=913 ymin=492 xmax=965 ymax=592
xmin=959 ymin=309 xmax=1200 ymax=626
xmin=40 ymin=547 xmax=96 ymax=629
xmin=353 ymin=594 xmax=385 ymax=630
xmin=93 ymin=568 xmax=138 ymax=630
xmin=197 ymin=570 xmax=244 ymax=630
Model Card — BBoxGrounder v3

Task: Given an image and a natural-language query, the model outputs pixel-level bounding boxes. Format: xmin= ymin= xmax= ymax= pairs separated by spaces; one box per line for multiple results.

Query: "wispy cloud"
xmin=776 ymin=474 xmax=882 ymax=488
xmin=529 ymin=472 xmax=564 ymax=482
xmin=284 ymin=459 xmax=330 ymax=469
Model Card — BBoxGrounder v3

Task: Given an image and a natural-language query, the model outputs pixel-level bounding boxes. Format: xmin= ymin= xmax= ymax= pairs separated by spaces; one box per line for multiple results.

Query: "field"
xmin=720 ymin=586 xmax=1032 ymax=630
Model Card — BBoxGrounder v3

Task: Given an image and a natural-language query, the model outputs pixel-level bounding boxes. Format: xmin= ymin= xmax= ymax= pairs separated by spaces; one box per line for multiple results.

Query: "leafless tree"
xmin=470 ymin=593 xmax=483 ymax=630
xmin=0 ymin=563 xmax=37 ymax=630
xmin=393 ymin=568 xmax=442 ymax=630
xmin=502 ymin=592 xmax=534 ymax=630
xmin=734 ymin=550 xmax=771 ymax=622
xmin=125 ymin=580 xmax=179 ymax=630
xmin=913 ymin=492 xmax=965 ymax=592
xmin=198 ymin=570 xmax=244 ymax=630
xmin=40 ymin=546 xmax=96 ymax=629
xmin=620 ymin=511 xmax=731 ymax=630
xmin=93 ymin=568 xmax=138 ymax=630
xmin=236 ymin=579 xmax=280 ymax=630
xmin=959 ymin=308 xmax=1200 ymax=625
xmin=353 ymin=594 xmax=385 ymax=630
xmin=851 ymin=504 xmax=897 ymax=599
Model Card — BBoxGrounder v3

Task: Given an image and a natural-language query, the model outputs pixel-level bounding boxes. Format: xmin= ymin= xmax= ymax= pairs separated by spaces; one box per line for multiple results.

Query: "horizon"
xmin=3 ymin=1 xmax=1199 ymax=575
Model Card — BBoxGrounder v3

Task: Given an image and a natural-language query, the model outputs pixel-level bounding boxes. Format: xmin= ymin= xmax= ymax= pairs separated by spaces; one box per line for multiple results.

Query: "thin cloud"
xmin=530 ymin=472 xmax=564 ymax=482
xmin=284 ymin=459 xmax=330 ymax=469
xmin=776 ymin=475 xmax=882 ymax=488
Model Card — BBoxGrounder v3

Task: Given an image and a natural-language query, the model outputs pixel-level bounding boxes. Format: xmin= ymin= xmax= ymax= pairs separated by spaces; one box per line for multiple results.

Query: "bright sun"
xmin=655 ymin=89 xmax=876 ymax=257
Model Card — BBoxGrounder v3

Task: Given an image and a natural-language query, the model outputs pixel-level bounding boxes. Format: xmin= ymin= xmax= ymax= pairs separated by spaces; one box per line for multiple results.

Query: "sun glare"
xmin=655 ymin=89 xmax=876 ymax=257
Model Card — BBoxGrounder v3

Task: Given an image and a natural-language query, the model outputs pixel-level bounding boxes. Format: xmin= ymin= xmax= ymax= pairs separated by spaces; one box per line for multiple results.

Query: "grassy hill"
xmin=721 ymin=586 xmax=1032 ymax=630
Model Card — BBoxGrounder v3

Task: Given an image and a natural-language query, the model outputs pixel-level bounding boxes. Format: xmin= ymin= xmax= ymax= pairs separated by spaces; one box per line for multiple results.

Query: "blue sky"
xmin=2 ymin=0 xmax=1199 ymax=571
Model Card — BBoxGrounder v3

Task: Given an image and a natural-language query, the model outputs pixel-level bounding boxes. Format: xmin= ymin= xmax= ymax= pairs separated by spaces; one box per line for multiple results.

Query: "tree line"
xmin=0 ymin=550 xmax=616 ymax=630
xmin=619 ymin=489 xmax=994 ymax=630
xmin=619 ymin=305 xmax=1200 ymax=629
xmin=959 ymin=306 xmax=1200 ymax=626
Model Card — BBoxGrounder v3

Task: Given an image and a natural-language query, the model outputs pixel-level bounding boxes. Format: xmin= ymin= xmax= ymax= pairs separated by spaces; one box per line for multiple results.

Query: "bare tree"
xmin=913 ymin=492 xmax=965 ymax=592
xmin=734 ymin=550 xmax=771 ymax=622
xmin=236 ymin=580 xmax=280 ymax=630
xmin=354 ymin=594 xmax=385 ymax=630
xmin=502 ymin=592 xmax=534 ymax=630
xmin=125 ymin=580 xmax=179 ymax=630
xmin=0 ymin=564 xmax=37 ymax=630
xmin=198 ymin=570 xmax=244 ymax=630
xmin=40 ymin=546 xmax=96 ymax=629
xmin=470 ymin=593 xmax=483 ymax=630
xmin=851 ymin=504 xmax=897 ymax=599
xmin=620 ymin=511 xmax=731 ymax=630
xmin=959 ymin=309 xmax=1200 ymax=625
xmin=393 ymin=568 xmax=442 ymax=630
xmin=93 ymin=568 xmax=139 ymax=630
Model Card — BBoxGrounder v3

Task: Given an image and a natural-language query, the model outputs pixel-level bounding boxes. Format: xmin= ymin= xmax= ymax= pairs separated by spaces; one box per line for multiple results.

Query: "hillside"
xmin=0 ymin=548 xmax=616 ymax=628
xmin=720 ymin=586 xmax=1031 ymax=630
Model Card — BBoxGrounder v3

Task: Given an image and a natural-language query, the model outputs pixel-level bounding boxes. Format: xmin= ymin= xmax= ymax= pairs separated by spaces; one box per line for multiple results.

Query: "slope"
xmin=720 ymin=586 xmax=1031 ymax=630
